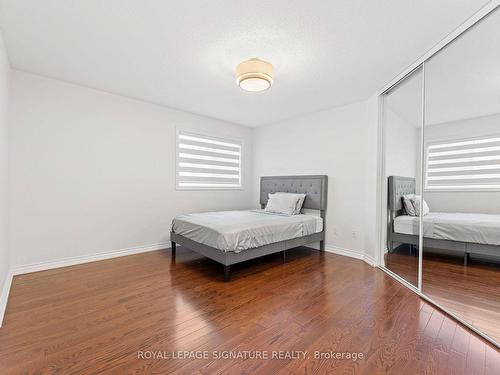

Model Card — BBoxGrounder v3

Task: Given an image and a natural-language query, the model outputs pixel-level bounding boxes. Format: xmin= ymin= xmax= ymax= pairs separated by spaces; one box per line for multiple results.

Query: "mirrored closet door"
xmin=381 ymin=5 xmax=500 ymax=347
xmin=382 ymin=67 xmax=423 ymax=289
xmin=422 ymin=7 xmax=500 ymax=344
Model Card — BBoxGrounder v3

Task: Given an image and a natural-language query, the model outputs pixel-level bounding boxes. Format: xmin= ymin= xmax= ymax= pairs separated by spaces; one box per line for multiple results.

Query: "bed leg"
xmin=464 ymin=252 xmax=469 ymax=267
xmin=224 ymin=265 xmax=231 ymax=282
xmin=283 ymin=250 xmax=286 ymax=264
xmin=171 ymin=241 xmax=176 ymax=262
xmin=411 ymin=244 xmax=417 ymax=257
xmin=320 ymin=240 xmax=325 ymax=252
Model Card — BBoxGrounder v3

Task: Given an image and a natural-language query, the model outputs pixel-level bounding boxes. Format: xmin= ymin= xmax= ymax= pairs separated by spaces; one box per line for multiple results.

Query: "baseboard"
xmin=12 ymin=241 xmax=171 ymax=276
xmin=325 ymin=245 xmax=376 ymax=267
xmin=363 ymin=254 xmax=376 ymax=267
xmin=325 ymin=245 xmax=364 ymax=260
xmin=0 ymin=270 xmax=13 ymax=328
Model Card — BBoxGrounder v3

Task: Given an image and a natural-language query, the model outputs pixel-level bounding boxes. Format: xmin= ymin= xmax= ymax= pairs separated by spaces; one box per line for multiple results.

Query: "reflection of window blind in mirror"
xmin=176 ymin=131 xmax=242 ymax=189
xmin=425 ymin=135 xmax=500 ymax=190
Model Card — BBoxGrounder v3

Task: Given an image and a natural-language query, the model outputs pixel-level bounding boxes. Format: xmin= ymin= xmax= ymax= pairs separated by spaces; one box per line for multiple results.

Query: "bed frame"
xmin=170 ymin=175 xmax=328 ymax=281
xmin=388 ymin=176 xmax=500 ymax=265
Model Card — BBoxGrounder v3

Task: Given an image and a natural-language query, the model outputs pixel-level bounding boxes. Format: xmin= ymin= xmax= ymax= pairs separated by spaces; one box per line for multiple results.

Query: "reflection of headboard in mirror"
xmin=387 ymin=176 xmax=416 ymax=250
xmin=388 ymin=176 xmax=416 ymax=216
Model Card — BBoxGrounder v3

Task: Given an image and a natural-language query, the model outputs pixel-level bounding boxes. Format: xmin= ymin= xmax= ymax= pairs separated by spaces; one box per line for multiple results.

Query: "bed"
xmin=170 ymin=175 xmax=328 ymax=281
xmin=388 ymin=176 xmax=500 ymax=265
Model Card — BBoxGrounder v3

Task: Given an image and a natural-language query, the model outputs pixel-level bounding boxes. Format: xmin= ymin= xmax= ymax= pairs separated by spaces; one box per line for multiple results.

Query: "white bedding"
xmin=394 ymin=212 xmax=500 ymax=246
xmin=171 ymin=209 xmax=323 ymax=252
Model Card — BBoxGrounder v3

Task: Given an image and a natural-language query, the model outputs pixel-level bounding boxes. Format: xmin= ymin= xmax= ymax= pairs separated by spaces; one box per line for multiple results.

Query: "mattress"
xmin=171 ymin=209 xmax=323 ymax=252
xmin=394 ymin=212 xmax=500 ymax=246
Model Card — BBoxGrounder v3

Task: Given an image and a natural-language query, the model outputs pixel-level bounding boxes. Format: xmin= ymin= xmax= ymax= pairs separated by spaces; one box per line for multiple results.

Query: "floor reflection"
xmin=385 ymin=244 xmax=418 ymax=287
xmin=386 ymin=247 xmax=500 ymax=343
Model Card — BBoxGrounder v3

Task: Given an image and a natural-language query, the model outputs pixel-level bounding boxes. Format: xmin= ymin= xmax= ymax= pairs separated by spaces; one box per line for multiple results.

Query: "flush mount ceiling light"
xmin=236 ymin=58 xmax=274 ymax=92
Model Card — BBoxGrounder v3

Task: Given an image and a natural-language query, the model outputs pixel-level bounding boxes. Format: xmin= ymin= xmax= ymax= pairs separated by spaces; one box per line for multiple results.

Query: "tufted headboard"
xmin=388 ymin=176 xmax=415 ymax=214
xmin=260 ymin=175 xmax=328 ymax=212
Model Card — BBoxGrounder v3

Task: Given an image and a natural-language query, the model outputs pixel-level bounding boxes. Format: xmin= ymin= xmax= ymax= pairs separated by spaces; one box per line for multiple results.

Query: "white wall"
xmin=9 ymin=71 xmax=381 ymax=271
xmin=0 ymin=31 xmax=11 ymax=324
xmin=363 ymin=95 xmax=380 ymax=263
xmin=253 ymin=100 xmax=378 ymax=262
xmin=423 ymin=113 xmax=500 ymax=214
xmin=385 ymin=109 xmax=419 ymax=181
xmin=9 ymin=71 xmax=253 ymax=268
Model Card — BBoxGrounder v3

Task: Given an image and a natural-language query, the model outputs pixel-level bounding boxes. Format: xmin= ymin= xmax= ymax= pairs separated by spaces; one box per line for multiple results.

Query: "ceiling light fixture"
xmin=236 ymin=58 xmax=274 ymax=92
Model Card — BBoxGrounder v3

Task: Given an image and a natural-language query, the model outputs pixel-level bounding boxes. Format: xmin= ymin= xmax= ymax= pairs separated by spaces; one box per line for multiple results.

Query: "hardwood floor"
xmin=385 ymin=246 xmax=500 ymax=344
xmin=0 ymin=247 xmax=498 ymax=374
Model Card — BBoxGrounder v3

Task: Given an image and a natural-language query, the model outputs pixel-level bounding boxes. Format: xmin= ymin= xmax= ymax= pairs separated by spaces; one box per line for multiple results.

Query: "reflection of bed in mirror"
xmin=387 ymin=176 xmax=500 ymax=265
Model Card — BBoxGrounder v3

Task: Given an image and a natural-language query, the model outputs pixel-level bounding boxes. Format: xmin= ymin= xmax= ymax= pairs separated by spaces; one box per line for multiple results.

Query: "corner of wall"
xmin=0 ymin=270 xmax=13 ymax=327
xmin=0 ymin=28 xmax=12 ymax=328
xmin=363 ymin=94 xmax=382 ymax=266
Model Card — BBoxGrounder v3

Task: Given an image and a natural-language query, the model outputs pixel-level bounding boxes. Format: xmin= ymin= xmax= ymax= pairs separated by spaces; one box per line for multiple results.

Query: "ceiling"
xmin=386 ymin=6 xmax=500 ymax=128
xmin=0 ymin=0 xmax=491 ymax=127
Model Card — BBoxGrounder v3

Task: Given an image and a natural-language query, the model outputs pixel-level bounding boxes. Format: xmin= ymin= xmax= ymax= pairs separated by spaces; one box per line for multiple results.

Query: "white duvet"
xmin=171 ymin=209 xmax=322 ymax=252
xmin=394 ymin=212 xmax=500 ymax=246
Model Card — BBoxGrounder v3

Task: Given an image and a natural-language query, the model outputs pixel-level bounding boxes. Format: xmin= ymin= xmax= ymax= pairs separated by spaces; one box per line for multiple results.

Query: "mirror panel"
xmin=422 ymin=8 xmax=500 ymax=343
xmin=383 ymin=67 xmax=423 ymax=288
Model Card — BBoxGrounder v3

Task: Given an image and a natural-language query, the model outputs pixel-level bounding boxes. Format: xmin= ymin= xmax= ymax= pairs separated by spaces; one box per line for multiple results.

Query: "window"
xmin=425 ymin=135 xmax=500 ymax=191
xmin=176 ymin=130 xmax=242 ymax=190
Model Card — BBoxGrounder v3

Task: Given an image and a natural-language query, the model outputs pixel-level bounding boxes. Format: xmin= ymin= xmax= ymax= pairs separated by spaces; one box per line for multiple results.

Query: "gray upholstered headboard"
xmin=388 ymin=176 xmax=416 ymax=213
xmin=260 ymin=175 xmax=328 ymax=211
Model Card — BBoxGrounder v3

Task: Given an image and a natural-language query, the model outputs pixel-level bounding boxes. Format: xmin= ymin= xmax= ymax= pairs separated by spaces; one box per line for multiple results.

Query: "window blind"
xmin=176 ymin=131 xmax=242 ymax=189
xmin=425 ymin=135 xmax=500 ymax=190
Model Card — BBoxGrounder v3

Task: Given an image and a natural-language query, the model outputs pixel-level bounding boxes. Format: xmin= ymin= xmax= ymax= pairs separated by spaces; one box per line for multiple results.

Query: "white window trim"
xmin=175 ymin=129 xmax=244 ymax=191
xmin=424 ymin=133 xmax=500 ymax=192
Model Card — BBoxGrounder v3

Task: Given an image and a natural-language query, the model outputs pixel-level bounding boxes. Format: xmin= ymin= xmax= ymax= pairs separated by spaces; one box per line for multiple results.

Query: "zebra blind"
xmin=176 ymin=131 xmax=242 ymax=189
xmin=425 ymin=135 xmax=500 ymax=190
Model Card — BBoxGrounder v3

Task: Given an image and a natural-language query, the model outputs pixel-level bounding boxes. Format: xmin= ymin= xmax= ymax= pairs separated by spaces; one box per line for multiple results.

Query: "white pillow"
xmin=402 ymin=194 xmax=417 ymax=216
xmin=413 ymin=195 xmax=430 ymax=217
xmin=274 ymin=192 xmax=306 ymax=214
xmin=265 ymin=193 xmax=299 ymax=215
